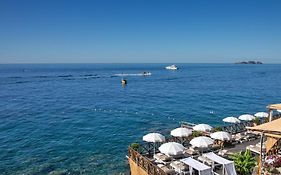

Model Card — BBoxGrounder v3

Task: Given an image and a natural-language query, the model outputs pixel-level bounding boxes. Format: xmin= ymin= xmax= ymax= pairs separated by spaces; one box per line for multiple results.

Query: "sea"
xmin=0 ymin=63 xmax=280 ymax=174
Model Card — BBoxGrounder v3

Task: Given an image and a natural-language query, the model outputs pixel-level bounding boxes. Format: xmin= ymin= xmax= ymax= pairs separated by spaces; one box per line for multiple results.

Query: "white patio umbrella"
xmin=238 ymin=114 xmax=255 ymax=121
xmin=171 ymin=127 xmax=192 ymax=144
xmin=210 ymin=131 xmax=232 ymax=141
xmin=254 ymin=112 xmax=269 ymax=118
xmin=190 ymin=136 xmax=214 ymax=148
xmin=143 ymin=133 xmax=165 ymax=142
xmin=159 ymin=142 xmax=185 ymax=156
xmin=171 ymin=127 xmax=192 ymax=137
xmin=222 ymin=116 xmax=241 ymax=123
xmin=143 ymin=133 xmax=165 ymax=156
xmin=193 ymin=124 xmax=213 ymax=132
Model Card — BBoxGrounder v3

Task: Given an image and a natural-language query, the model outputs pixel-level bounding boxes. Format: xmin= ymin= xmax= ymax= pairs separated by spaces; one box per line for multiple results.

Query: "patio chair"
xmin=218 ymin=149 xmax=228 ymax=157
xmin=154 ymin=153 xmax=172 ymax=164
xmin=211 ymin=143 xmax=221 ymax=151
xmin=172 ymin=153 xmax=186 ymax=159
xmin=157 ymin=164 xmax=176 ymax=175
xmin=184 ymin=146 xmax=199 ymax=156
xmin=233 ymin=133 xmax=246 ymax=143
xmin=170 ymin=160 xmax=189 ymax=173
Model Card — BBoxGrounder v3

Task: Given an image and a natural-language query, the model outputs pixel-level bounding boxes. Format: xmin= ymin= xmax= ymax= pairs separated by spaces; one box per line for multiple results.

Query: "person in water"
xmin=121 ymin=79 xmax=127 ymax=85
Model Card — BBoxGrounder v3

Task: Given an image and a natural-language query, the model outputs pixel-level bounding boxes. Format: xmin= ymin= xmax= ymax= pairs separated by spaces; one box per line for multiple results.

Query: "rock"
xmin=235 ymin=61 xmax=263 ymax=64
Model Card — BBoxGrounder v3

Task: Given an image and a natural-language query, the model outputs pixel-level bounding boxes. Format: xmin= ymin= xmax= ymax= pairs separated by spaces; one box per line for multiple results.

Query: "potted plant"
xmin=229 ymin=149 xmax=256 ymax=175
xmin=130 ymin=143 xmax=140 ymax=151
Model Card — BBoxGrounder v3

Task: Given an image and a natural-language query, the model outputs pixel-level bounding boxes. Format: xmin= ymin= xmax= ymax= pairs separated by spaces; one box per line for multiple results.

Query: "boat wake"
xmin=114 ymin=72 xmax=151 ymax=77
xmin=2 ymin=72 xmax=151 ymax=85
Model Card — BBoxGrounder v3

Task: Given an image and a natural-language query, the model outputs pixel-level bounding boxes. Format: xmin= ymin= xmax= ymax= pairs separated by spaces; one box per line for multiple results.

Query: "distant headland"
xmin=235 ymin=61 xmax=263 ymax=64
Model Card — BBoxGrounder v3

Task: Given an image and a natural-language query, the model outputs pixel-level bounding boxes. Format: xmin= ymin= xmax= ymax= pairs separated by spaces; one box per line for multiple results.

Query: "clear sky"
xmin=0 ymin=0 xmax=280 ymax=63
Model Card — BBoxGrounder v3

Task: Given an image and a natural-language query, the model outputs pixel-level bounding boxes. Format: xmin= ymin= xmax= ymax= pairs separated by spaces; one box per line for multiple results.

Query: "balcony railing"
xmin=128 ymin=147 xmax=166 ymax=175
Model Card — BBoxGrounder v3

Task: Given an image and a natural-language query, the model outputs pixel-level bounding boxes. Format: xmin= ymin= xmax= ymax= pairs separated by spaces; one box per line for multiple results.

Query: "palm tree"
xmin=229 ymin=149 xmax=257 ymax=175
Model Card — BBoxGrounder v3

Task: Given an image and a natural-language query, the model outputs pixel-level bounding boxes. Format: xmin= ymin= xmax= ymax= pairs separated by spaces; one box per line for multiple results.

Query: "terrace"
xmin=128 ymin=104 xmax=281 ymax=175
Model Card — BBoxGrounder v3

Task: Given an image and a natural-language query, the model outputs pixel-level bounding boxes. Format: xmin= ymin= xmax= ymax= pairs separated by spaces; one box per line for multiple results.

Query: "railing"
xmin=136 ymin=136 xmax=192 ymax=157
xmin=221 ymin=121 xmax=254 ymax=134
xmin=128 ymin=147 xmax=166 ymax=175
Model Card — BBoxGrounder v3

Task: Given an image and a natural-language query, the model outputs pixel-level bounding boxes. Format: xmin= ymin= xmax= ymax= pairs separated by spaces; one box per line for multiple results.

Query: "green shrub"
xmin=192 ymin=131 xmax=202 ymax=137
xmin=229 ymin=149 xmax=257 ymax=175
xmin=130 ymin=143 xmax=140 ymax=150
xmin=214 ymin=126 xmax=222 ymax=132
xmin=253 ymin=117 xmax=260 ymax=125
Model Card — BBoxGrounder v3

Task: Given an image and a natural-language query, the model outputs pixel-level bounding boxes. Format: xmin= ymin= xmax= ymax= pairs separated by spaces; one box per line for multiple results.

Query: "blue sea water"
xmin=0 ymin=63 xmax=280 ymax=174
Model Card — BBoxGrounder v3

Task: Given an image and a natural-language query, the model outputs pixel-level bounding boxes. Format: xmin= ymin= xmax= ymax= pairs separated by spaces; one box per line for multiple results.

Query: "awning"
xmin=266 ymin=133 xmax=281 ymax=138
xmin=267 ymin=103 xmax=281 ymax=110
xmin=203 ymin=152 xmax=237 ymax=175
xmin=247 ymin=118 xmax=281 ymax=154
xmin=266 ymin=137 xmax=279 ymax=153
xmin=181 ymin=157 xmax=212 ymax=175
xmin=247 ymin=117 xmax=281 ymax=134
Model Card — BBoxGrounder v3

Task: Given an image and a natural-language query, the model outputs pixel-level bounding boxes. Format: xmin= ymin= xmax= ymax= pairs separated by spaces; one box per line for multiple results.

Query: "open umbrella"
xmin=238 ymin=114 xmax=255 ymax=121
xmin=159 ymin=142 xmax=185 ymax=156
xmin=143 ymin=133 xmax=165 ymax=142
xmin=254 ymin=112 xmax=269 ymax=118
xmin=171 ymin=127 xmax=192 ymax=137
xmin=171 ymin=127 xmax=192 ymax=144
xmin=223 ymin=117 xmax=240 ymax=123
xmin=210 ymin=131 xmax=232 ymax=141
xmin=143 ymin=133 xmax=165 ymax=156
xmin=190 ymin=136 xmax=214 ymax=148
xmin=193 ymin=124 xmax=213 ymax=132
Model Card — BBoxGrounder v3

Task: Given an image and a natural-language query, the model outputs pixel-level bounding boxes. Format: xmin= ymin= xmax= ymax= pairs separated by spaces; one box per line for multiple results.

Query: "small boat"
xmin=142 ymin=72 xmax=152 ymax=76
xmin=165 ymin=64 xmax=178 ymax=70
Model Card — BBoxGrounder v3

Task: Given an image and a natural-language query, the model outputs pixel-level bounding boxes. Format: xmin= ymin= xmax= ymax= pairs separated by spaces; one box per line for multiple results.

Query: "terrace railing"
xmin=128 ymin=147 xmax=166 ymax=175
xmin=221 ymin=121 xmax=254 ymax=134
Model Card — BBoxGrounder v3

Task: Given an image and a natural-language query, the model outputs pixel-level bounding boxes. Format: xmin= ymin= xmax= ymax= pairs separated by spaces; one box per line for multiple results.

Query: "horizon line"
xmin=0 ymin=62 xmax=279 ymax=65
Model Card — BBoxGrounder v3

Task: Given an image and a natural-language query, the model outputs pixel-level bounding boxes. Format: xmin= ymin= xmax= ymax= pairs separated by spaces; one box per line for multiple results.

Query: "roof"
xmin=267 ymin=103 xmax=281 ymax=110
xmin=247 ymin=117 xmax=281 ymax=134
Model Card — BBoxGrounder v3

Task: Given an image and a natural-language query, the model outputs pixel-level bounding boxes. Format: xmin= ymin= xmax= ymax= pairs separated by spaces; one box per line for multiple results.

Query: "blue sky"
xmin=0 ymin=0 xmax=280 ymax=63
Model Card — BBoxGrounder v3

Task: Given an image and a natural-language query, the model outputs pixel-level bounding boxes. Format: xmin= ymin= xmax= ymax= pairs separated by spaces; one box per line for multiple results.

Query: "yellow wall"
xmin=128 ymin=158 xmax=148 ymax=175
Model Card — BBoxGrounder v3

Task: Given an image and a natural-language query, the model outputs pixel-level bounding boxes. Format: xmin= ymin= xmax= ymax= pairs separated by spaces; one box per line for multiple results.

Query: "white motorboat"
xmin=165 ymin=65 xmax=178 ymax=70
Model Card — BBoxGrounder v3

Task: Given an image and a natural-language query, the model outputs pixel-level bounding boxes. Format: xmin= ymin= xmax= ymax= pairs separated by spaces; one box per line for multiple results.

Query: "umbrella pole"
xmin=154 ymin=142 xmax=155 ymax=157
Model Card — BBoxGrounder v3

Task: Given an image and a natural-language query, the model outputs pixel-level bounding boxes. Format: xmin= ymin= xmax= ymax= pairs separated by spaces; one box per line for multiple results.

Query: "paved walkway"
xmin=226 ymin=139 xmax=260 ymax=153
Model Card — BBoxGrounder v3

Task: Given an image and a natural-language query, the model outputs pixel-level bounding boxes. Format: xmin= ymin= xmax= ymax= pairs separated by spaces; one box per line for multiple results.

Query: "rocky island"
xmin=235 ymin=61 xmax=263 ymax=64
